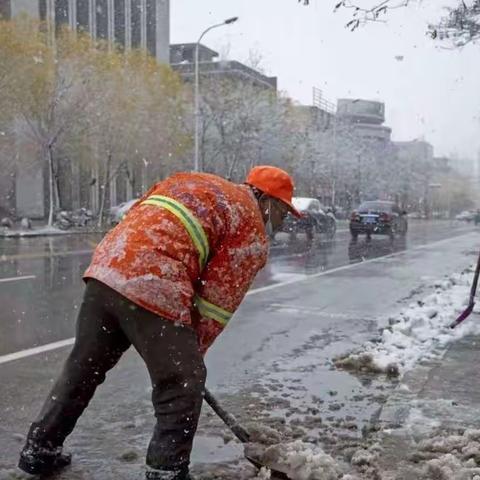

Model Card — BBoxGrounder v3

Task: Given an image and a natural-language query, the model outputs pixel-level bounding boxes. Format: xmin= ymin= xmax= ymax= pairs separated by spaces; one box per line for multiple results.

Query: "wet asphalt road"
xmin=0 ymin=220 xmax=474 ymax=357
xmin=0 ymin=220 xmax=478 ymax=479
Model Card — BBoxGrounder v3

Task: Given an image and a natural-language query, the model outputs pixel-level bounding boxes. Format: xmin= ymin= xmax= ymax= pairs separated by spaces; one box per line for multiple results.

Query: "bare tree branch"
xmin=429 ymin=0 xmax=480 ymax=47
xmin=299 ymin=1 xmax=480 ymax=46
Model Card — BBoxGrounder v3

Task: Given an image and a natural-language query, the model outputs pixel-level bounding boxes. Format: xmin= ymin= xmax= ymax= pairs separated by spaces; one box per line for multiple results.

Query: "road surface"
xmin=0 ymin=219 xmax=478 ymax=479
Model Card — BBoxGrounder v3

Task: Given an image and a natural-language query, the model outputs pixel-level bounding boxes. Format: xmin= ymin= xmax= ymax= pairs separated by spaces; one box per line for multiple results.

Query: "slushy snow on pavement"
xmin=335 ymin=266 xmax=480 ymax=377
xmin=247 ymin=440 xmax=342 ymax=480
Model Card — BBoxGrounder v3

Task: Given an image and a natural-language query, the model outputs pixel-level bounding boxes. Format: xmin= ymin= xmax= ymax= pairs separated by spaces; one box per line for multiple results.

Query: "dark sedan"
xmin=350 ymin=200 xmax=408 ymax=240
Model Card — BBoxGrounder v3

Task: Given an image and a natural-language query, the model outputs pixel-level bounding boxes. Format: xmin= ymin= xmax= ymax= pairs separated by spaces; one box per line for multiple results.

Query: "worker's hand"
xmin=196 ymin=318 xmax=224 ymax=355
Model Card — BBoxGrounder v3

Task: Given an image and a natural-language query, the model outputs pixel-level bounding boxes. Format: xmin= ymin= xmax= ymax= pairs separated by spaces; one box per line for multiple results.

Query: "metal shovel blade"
xmin=451 ymin=248 xmax=480 ymax=329
xmin=244 ymin=454 xmax=293 ymax=480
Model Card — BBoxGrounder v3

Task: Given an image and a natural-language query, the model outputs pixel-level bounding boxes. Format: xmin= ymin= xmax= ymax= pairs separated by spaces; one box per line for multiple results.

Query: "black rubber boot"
xmin=18 ymin=443 xmax=72 ymax=476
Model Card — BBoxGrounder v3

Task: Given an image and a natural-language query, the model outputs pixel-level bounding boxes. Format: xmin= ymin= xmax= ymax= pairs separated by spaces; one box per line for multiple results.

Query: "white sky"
xmin=171 ymin=0 xmax=480 ymax=159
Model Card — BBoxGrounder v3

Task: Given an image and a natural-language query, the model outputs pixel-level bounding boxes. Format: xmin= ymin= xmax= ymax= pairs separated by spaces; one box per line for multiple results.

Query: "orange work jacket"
xmin=84 ymin=172 xmax=269 ymax=353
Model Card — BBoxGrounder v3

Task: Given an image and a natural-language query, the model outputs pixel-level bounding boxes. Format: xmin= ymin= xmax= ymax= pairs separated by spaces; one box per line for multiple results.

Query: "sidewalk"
xmin=374 ymin=327 xmax=480 ymax=479
xmin=0 ymin=225 xmax=105 ymax=238
xmin=1 ymin=226 xmax=72 ymax=237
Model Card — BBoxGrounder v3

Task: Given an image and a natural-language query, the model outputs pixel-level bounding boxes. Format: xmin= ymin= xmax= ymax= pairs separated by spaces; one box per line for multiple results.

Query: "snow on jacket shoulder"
xmin=84 ymin=172 xmax=269 ymax=353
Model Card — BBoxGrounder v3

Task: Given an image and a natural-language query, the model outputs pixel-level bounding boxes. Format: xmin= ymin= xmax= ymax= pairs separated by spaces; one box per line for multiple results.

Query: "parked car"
xmin=55 ymin=208 xmax=94 ymax=230
xmin=350 ymin=200 xmax=408 ymax=240
xmin=475 ymin=210 xmax=480 ymax=225
xmin=280 ymin=197 xmax=337 ymax=240
xmin=455 ymin=210 xmax=475 ymax=222
xmin=109 ymin=199 xmax=138 ymax=225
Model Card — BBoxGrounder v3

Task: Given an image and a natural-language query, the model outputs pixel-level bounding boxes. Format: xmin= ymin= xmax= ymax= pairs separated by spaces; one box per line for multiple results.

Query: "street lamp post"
xmin=194 ymin=16 xmax=238 ymax=172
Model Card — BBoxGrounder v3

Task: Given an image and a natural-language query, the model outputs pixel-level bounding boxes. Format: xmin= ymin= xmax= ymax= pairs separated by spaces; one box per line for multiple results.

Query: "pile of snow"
xmin=246 ymin=440 xmax=343 ymax=480
xmin=246 ymin=423 xmax=284 ymax=445
xmin=334 ymin=268 xmax=480 ymax=377
xmin=410 ymin=429 xmax=480 ymax=480
xmin=425 ymin=454 xmax=480 ymax=480
xmin=255 ymin=467 xmax=272 ymax=479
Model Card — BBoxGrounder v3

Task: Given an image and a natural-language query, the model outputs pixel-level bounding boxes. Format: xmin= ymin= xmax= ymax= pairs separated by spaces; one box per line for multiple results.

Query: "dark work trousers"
xmin=24 ymin=278 xmax=207 ymax=469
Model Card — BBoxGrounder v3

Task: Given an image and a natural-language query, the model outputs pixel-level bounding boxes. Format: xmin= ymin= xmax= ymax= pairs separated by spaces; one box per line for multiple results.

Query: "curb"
xmin=0 ymin=229 xmax=107 ymax=238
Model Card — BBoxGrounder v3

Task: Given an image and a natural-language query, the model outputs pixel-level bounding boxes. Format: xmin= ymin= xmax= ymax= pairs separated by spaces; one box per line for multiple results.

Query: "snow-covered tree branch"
xmin=299 ymin=0 xmax=480 ymax=47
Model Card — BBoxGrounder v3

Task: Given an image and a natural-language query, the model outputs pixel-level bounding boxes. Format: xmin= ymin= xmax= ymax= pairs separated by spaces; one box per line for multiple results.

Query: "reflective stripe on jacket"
xmin=140 ymin=194 xmax=232 ymax=326
xmin=141 ymin=195 xmax=210 ymax=270
xmin=84 ymin=172 xmax=269 ymax=353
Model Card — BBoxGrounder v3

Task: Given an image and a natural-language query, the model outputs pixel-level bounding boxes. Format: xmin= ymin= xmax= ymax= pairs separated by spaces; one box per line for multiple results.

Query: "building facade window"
xmin=96 ymin=0 xmax=108 ymax=40
xmin=55 ymin=0 xmax=69 ymax=31
xmin=39 ymin=0 xmax=47 ymax=20
xmin=131 ymin=0 xmax=141 ymax=49
xmin=76 ymin=0 xmax=89 ymax=31
xmin=146 ymin=0 xmax=155 ymax=58
xmin=0 ymin=0 xmax=12 ymax=19
xmin=114 ymin=0 xmax=125 ymax=49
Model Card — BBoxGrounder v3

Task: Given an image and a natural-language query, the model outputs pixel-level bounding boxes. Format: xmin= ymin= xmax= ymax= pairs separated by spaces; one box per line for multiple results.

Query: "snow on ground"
xmin=334 ymin=266 xmax=480 ymax=377
xmin=246 ymin=440 xmax=384 ymax=480
xmin=246 ymin=440 xmax=342 ymax=480
xmin=0 ymin=465 xmax=31 ymax=480
xmin=254 ymin=467 xmax=271 ymax=479
xmin=0 ymin=226 xmax=68 ymax=237
xmin=380 ymin=429 xmax=480 ymax=480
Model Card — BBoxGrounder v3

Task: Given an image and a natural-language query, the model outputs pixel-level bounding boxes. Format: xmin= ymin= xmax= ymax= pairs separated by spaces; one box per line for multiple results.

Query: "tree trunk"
xmin=47 ymin=145 xmax=55 ymax=227
xmin=51 ymin=154 xmax=61 ymax=214
xmin=53 ymin=169 xmax=60 ymax=213
xmin=227 ymin=152 xmax=240 ymax=181
xmin=97 ymin=154 xmax=111 ymax=228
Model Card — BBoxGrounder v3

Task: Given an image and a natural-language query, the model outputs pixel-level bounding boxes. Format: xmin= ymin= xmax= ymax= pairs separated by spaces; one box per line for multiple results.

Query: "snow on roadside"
xmin=1 ymin=226 xmax=67 ymax=237
xmin=334 ymin=266 xmax=480 ymax=377
xmin=246 ymin=440 xmax=382 ymax=480
xmin=254 ymin=467 xmax=272 ymax=479
xmin=385 ymin=429 xmax=480 ymax=480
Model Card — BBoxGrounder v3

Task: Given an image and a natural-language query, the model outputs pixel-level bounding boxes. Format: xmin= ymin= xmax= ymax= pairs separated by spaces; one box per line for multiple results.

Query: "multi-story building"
xmin=449 ymin=154 xmax=480 ymax=206
xmin=170 ymin=43 xmax=277 ymax=90
xmin=0 ymin=0 xmax=170 ymax=63
xmin=394 ymin=140 xmax=434 ymax=165
xmin=169 ymin=43 xmax=278 ymax=180
xmin=336 ymin=99 xmax=392 ymax=143
xmin=393 ymin=139 xmax=434 ymax=213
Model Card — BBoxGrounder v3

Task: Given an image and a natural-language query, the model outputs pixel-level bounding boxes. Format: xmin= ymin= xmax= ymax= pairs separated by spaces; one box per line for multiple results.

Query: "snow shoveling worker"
xmin=18 ymin=166 xmax=301 ymax=480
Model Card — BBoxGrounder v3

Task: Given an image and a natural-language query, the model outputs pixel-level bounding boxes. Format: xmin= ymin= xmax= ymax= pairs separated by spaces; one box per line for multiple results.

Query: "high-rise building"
xmin=0 ymin=0 xmax=170 ymax=218
xmin=170 ymin=43 xmax=278 ymax=91
xmin=0 ymin=0 xmax=170 ymax=63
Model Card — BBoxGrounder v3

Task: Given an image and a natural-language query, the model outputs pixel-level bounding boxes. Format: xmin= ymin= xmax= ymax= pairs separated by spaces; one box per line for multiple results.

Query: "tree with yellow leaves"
xmin=0 ymin=18 xmax=190 ymax=226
